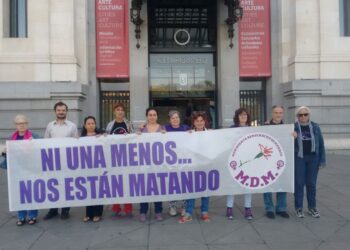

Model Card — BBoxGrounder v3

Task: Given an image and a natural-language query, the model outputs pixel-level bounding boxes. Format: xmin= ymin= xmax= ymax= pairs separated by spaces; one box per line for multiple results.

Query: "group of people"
xmin=2 ymin=101 xmax=326 ymax=226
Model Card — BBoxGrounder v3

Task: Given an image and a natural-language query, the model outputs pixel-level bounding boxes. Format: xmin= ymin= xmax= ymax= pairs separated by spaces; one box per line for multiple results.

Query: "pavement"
xmin=0 ymin=153 xmax=349 ymax=250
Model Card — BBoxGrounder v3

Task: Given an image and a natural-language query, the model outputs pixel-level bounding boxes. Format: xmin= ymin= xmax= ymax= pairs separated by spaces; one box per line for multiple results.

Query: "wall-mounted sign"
xmin=239 ymin=0 xmax=271 ymax=77
xmin=95 ymin=0 xmax=129 ymax=78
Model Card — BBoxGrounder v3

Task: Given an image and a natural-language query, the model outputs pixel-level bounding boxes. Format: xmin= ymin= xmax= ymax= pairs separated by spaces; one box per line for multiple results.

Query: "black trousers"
xmin=86 ymin=205 xmax=103 ymax=218
xmin=49 ymin=207 xmax=70 ymax=214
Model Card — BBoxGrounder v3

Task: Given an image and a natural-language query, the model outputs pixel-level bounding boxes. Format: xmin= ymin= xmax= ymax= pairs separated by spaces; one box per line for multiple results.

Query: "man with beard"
xmin=43 ymin=101 xmax=78 ymax=220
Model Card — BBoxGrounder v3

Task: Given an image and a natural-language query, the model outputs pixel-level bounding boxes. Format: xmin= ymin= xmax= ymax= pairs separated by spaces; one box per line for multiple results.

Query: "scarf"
xmin=297 ymin=121 xmax=315 ymax=158
xmin=10 ymin=130 xmax=32 ymax=140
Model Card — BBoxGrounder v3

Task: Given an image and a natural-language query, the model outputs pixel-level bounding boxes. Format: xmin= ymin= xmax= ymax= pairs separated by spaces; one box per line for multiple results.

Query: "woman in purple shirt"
xmin=165 ymin=110 xmax=190 ymax=216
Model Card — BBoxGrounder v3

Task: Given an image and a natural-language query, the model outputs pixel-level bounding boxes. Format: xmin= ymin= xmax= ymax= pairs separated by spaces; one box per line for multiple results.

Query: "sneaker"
xmin=155 ymin=213 xmax=163 ymax=221
xmin=308 ymin=208 xmax=320 ymax=218
xmin=226 ymin=207 xmax=233 ymax=220
xmin=139 ymin=213 xmax=147 ymax=223
xmin=43 ymin=211 xmax=58 ymax=220
xmin=111 ymin=212 xmax=122 ymax=218
xmin=266 ymin=211 xmax=275 ymax=219
xmin=244 ymin=208 xmax=253 ymax=220
xmin=178 ymin=215 xmax=192 ymax=224
xmin=201 ymin=213 xmax=210 ymax=222
xmin=295 ymin=208 xmax=304 ymax=218
xmin=169 ymin=206 xmax=177 ymax=216
xmin=276 ymin=211 xmax=290 ymax=218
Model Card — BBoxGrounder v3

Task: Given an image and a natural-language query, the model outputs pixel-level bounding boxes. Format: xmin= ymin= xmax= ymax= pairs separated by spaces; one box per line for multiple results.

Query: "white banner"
xmin=7 ymin=125 xmax=294 ymax=211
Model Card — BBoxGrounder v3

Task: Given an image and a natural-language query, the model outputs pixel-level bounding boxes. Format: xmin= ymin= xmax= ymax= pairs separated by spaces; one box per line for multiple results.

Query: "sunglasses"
xmin=192 ymin=111 xmax=206 ymax=116
xmin=298 ymin=113 xmax=309 ymax=117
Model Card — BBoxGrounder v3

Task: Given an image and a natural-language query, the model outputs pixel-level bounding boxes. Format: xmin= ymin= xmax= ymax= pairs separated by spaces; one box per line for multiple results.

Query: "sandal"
xmin=28 ymin=218 xmax=37 ymax=225
xmin=83 ymin=216 xmax=91 ymax=222
xmin=93 ymin=216 xmax=101 ymax=222
xmin=16 ymin=219 xmax=25 ymax=226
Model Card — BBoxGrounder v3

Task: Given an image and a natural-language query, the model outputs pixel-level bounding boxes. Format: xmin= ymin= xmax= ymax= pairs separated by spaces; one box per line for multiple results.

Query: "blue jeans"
xmin=18 ymin=210 xmax=38 ymax=220
xmin=186 ymin=197 xmax=209 ymax=216
xmin=263 ymin=192 xmax=287 ymax=212
xmin=140 ymin=202 xmax=163 ymax=214
xmin=294 ymin=155 xmax=319 ymax=209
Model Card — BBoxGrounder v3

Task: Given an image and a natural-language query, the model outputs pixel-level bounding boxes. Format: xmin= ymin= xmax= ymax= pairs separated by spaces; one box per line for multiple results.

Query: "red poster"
xmin=239 ymin=0 xmax=271 ymax=77
xmin=95 ymin=0 xmax=129 ymax=78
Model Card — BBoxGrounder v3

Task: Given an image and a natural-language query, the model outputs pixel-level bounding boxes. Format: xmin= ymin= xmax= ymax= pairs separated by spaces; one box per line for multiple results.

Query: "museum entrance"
xmin=148 ymin=0 xmax=217 ymax=128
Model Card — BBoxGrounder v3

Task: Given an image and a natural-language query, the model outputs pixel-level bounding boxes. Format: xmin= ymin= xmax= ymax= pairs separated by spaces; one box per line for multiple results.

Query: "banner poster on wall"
xmin=239 ymin=0 xmax=272 ymax=77
xmin=95 ymin=0 xmax=129 ymax=78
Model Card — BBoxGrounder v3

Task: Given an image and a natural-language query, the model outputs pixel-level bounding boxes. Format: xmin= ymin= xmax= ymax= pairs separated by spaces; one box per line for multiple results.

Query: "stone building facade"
xmin=0 ymin=0 xmax=349 ymax=151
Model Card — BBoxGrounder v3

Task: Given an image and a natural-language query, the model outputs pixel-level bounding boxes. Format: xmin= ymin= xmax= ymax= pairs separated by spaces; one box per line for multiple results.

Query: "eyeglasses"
xmin=192 ymin=111 xmax=206 ymax=116
xmin=15 ymin=122 xmax=28 ymax=125
xmin=298 ymin=113 xmax=309 ymax=117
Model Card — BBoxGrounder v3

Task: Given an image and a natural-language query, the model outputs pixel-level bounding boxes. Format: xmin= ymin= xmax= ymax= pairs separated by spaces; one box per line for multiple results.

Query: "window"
xmin=3 ymin=0 xmax=27 ymax=37
xmin=340 ymin=0 xmax=350 ymax=36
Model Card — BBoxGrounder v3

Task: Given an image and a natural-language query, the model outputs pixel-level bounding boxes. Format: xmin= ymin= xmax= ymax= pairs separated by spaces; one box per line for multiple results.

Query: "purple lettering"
xmin=19 ymin=180 xmax=32 ymax=204
xmin=169 ymin=172 xmax=181 ymax=194
xmin=87 ymin=176 xmax=98 ymax=198
xmin=157 ymin=172 xmax=168 ymax=195
xmin=208 ymin=170 xmax=220 ymax=190
xmin=94 ymin=145 xmax=106 ymax=168
xmin=235 ymin=170 xmax=249 ymax=185
xmin=194 ymin=171 xmax=206 ymax=192
xmin=75 ymin=177 xmax=87 ymax=200
xmin=152 ymin=142 xmax=164 ymax=165
xmin=261 ymin=170 xmax=276 ymax=185
xmin=250 ymin=177 xmax=259 ymax=187
xmin=138 ymin=143 xmax=151 ymax=165
xmin=128 ymin=143 xmax=138 ymax=166
xmin=33 ymin=179 xmax=46 ymax=203
xmin=98 ymin=174 xmax=111 ymax=198
xmin=66 ymin=147 xmax=79 ymax=170
xmin=129 ymin=174 xmax=145 ymax=196
xmin=64 ymin=177 xmax=75 ymax=201
xmin=41 ymin=148 xmax=61 ymax=171
xmin=111 ymin=175 xmax=124 ymax=197
xmin=111 ymin=144 xmax=127 ymax=167
xmin=80 ymin=146 xmax=92 ymax=169
xmin=146 ymin=173 xmax=159 ymax=195
xmin=181 ymin=171 xmax=193 ymax=193
xmin=47 ymin=178 xmax=59 ymax=202
xmin=165 ymin=141 xmax=177 ymax=165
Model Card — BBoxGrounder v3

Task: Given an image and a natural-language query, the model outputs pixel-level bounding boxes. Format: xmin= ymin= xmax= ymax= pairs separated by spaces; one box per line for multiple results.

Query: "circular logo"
xmin=174 ymin=29 xmax=191 ymax=46
xmin=228 ymin=132 xmax=286 ymax=189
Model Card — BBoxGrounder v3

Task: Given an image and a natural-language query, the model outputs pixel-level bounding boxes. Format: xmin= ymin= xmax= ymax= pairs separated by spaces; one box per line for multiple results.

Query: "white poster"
xmin=7 ymin=125 xmax=294 ymax=211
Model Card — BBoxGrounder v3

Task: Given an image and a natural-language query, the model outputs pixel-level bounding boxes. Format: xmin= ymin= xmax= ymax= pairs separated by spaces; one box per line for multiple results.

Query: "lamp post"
xmin=225 ymin=0 xmax=243 ymax=48
xmin=130 ymin=0 xmax=143 ymax=49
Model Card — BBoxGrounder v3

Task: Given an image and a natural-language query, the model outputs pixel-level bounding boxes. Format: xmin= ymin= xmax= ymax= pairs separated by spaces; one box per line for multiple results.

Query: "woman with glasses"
xmin=8 ymin=115 xmax=40 ymax=226
xmin=179 ymin=111 xmax=211 ymax=223
xmin=165 ymin=110 xmax=190 ymax=216
xmin=226 ymin=108 xmax=254 ymax=220
xmin=294 ymin=106 xmax=326 ymax=218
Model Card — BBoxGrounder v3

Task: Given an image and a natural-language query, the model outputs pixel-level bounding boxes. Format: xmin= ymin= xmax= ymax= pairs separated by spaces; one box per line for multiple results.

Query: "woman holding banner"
xmin=179 ymin=111 xmax=211 ymax=223
xmin=294 ymin=106 xmax=326 ymax=218
xmin=81 ymin=116 xmax=104 ymax=222
xmin=139 ymin=107 xmax=165 ymax=222
xmin=165 ymin=110 xmax=190 ymax=217
xmin=226 ymin=108 xmax=254 ymax=220
xmin=9 ymin=115 xmax=40 ymax=226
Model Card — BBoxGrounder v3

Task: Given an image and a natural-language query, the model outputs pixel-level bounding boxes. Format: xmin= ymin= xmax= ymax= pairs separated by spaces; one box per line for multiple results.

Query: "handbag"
xmin=0 ymin=153 xmax=7 ymax=170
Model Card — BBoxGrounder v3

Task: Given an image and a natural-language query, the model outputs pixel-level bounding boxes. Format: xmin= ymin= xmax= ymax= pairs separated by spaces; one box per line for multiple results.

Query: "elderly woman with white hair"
xmin=9 ymin=115 xmax=40 ymax=226
xmin=294 ymin=106 xmax=326 ymax=219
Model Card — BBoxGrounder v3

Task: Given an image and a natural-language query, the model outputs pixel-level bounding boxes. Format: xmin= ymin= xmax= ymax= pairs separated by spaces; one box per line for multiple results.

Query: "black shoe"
xmin=266 ymin=211 xmax=275 ymax=219
xmin=43 ymin=211 xmax=58 ymax=220
xmin=61 ymin=211 xmax=70 ymax=220
xmin=276 ymin=211 xmax=290 ymax=218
